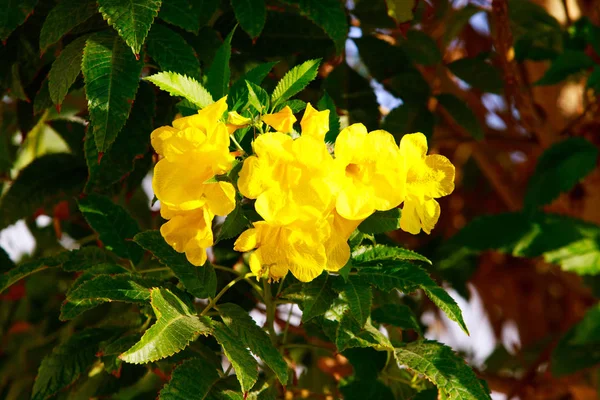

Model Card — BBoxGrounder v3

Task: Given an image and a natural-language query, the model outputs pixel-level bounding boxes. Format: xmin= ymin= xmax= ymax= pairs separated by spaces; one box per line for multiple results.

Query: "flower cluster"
xmin=151 ymin=98 xmax=455 ymax=282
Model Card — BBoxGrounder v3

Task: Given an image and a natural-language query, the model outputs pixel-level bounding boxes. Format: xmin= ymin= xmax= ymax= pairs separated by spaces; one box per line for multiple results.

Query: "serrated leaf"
xmin=352 ymin=244 xmax=431 ymax=265
xmin=62 ymin=247 xmax=116 ymax=272
xmin=317 ymin=91 xmax=340 ymax=143
xmin=371 ymin=304 xmax=422 ymax=335
xmin=335 ymin=276 xmax=372 ymax=326
xmin=68 ymin=274 xmax=151 ymax=304
xmin=535 ymin=50 xmax=594 ymax=86
xmin=48 ymin=35 xmax=88 ymax=106
xmin=33 ymin=78 xmax=53 ymax=115
xmin=524 ymin=137 xmax=598 ymax=212
xmin=39 ymin=0 xmax=97 ymax=52
xmin=219 ymin=303 xmax=289 ymax=384
xmin=0 ymin=254 xmax=67 ymax=294
xmin=271 ymin=59 xmax=320 ymax=107
xmin=121 ymin=287 xmax=213 ymax=363
xmin=32 ymin=329 xmax=115 ymax=400
xmin=323 ymin=305 xmax=392 ymax=352
xmin=206 ymin=29 xmax=234 ymax=99
xmin=246 ymin=80 xmax=269 ymax=113
xmin=159 ymin=358 xmax=221 ymax=399
xmin=97 ymin=0 xmax=162 ymax=54
xmin=283 ymin=99 xmax=306 ymax=113
xmin=0 ymin=0 xmax=37 ymax=41
xmin=78 ymin=194 xmax=143 ymax=263
xmin=134 ymin=230 xmax=217 ymax=298
xmin=158 ymin=0 xmax=215 ymax=33
xmin=357 ymin=263 xmax=468 ymax=334
xmin=216 ymin=202 xmax=250 ymax=242
xmin=301 ymin=272 xmax=337 ymax=321
xmin=146 ymin=24 xmax=200 ymax=78
xmin=358 ymin=208 xmax=402 ymax=234
xmin=437 ymin=93 xmax=484 ymax=140
xmin=394 ymin=341 xmax=491 ymax=400
xmin=232 ymin=0 xmax=266 ymax=39
xmin=447 ymin=57 xmax=503 ymax=94
xmin=83 ymin=32 xmax=143 ymax=152
xmin=229 ymin=61 xmax=278 ymax=110
xmin=0 ymin=153 xmax=87 ymax=229
xmin=212 ymin=321 xmax=259 ymax=393
xmin=145 ymin=71 xmax=213 ymax=109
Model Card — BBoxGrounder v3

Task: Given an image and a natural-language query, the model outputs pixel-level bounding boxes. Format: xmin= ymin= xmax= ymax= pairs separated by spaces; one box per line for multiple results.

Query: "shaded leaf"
xmin=145 ymin=71 xmax=213 ymax=109
xmin=159 ymin=358 xmax=221 ymax=399
xmin=0 ymin=254 xmax=68 ymax=294
xmin=232 ymin=0 xmax=266 ymax=39
xmin=48 ymin=35 xmax=88 ymax=106
xmin=371 ymin=304 xmax=422 ymax=335
xmin=301 ymin=272 xmax=337 ymax=321
xmin=382 ymin=102 xmax=435 ymax=141
xmin=206 ymin=29 xmax=234 ymax=99
xmin=215 ymin=202 xmax=250 ymax=243
xmin=68 ymin=274 xmax=151 ymax=304
xmin=437 ymin=93 xmax=484 ymax=140
xmin=0 ymin=0 xmax=37 ymax=41
xmin=447 ymin=57 xmax=503 ymax=94
xmin=158 ymin=0 xmax=216 ymax=33
xmin=400 ymin=30 xmax=441 ymax=66
xmin=146 ymin=23 xmax=200 ymax=78
xmin=335 ymin=276 xmax=372 ymax=326
xmin=358 ymin=208 xmax=402 ymax=234
xmin=39 ymin=0 xmax=97 ymax=51
xmin=352 ymin=244 xmax=431 ymax=265
xmin=229 ymin=61 xmax=278 ymax=109
xmin=536 ymin=50 xmax=593 ymax=86
xmin=340 ymin=378 xmax=395 ymax=400
xmin=317 ymin=91 xmax=340 ymax=143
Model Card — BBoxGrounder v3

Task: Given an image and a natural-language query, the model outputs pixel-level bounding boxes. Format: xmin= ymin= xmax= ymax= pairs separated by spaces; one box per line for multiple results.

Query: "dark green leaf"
xmin=212 ymin=321 xmax=259 ymax=393
xmin=206 ymin=29 xmax=234 ymax=99
xmin=49 ymin=120 xmax=87 ymax=156
xmin=146 ymin=71 xmax=213 ymax=108
xmin=335 ymin=276 xmax=372 ymax=326
xmin=317 ymin=91 xmax=340 ymax=143
xmin=342 ymin=348 xmax=387 ymax=380
xmin=447 ymin=57 xmax=504 ymax=94
xmin=134 ymin=230 xmax=217 ymax=298
xmin=82 ymin=32 xmax=143 ymax=152
xmin=219 ymin=303 xmax=289 ymax=384
xmin=147 ymin=23 xmax=200 ymax=78
xmin=159 ymin=0 xmax=217 ymax=33
xmin=229 ymin=61 xmax=277 ymax=109
xmin=340 ymin=378 xmax=395 ymax=400
xmin=0 ymin=153 xmax=86 ymax=229
xmin=437 ymin=93 xmax=484 ymax=140
xmin=232 ymin=0 xmax=266 ymax=39
xmin=394 ymin=341 xmax=491 ymax=399
xmin=159 ymin=358 xmax=221 ymax=399
xmin=271 ymin=59 xmax=320 ymax=107
xmin=97 ymin=0 xmax=162 ymax=54
xmin=536 ymin=50 xmax=593 ymax=86
xmin=68 ymin=274 xmax=151 ymax=304
xmin=334 ymin=313 xmax=393 ymax=352
xmin=353 ymin=36 xmax=410 ymax=81
xmin=215 ymin=202 xmax=250 ymax=243
xmin=33 ymin=78 xmax=52 ymax=115
xmin=246 ymin=80 xmax=269 ymax=113
xmin=382 ymin=102 xmax=435 ymax=140
xmin=32 ymin=329 xmax=115 ymax=400
xmin=352 ymin=244 xmax=431 ymax=265
xmin=77 ymin=194 xmax=143 ymax=263
xmin=371 ymin=304 xmax=422 ymax=335
xmin=525 ymin=137 xmax=598 ymax=212
xmin=0 ymin=246 xmax=14 ymax=273
xmin=442 ymin=5 xmax=480 ymax=45
xmin=284 ymin=99 xmax=306 ymax=113
xmin=121 ymin=288 xmax=213 ymax=363
xmin=587 ymin=66 xmax=600 ymax=92
xmin=400 ymin=30 xmax=441 ymax=66
xmin=48 ymin=35 xmax=88 ymax=106
xmin=0 ymin=0 xmax=37 ymax=41
xmin=62 ymin=247 xmax=116 ymax=272
xmin=39 ymin=0 xmax=97 ymax=52
xmin=0 ymin=254 xmax=67 ymax=294
xmin=358 ymin=208 xmax=402 ymax=234
xmin=301 ymin=272 xmax=337 ymax=321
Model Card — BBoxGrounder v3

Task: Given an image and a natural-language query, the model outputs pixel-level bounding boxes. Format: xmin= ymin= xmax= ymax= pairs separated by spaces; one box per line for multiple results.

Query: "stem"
xmin=263 ymin=279 xmax=277 ymax=345
xmin=213 ymin=264 xmax=263 ymax=297
xmin=280 ymin=343 xmax=335 ymax=354
xmin=77 ymin=234 xmax=98 ymax=246
xmin=200 ymin=273 xmax=254 ymax=316
xmin=229 ymin=134 xmax=245 ymax=154
xmin=138 ymin=267 xmax=170 ymax=274
xmin=281 ymin=305 xmax=294 ymax=344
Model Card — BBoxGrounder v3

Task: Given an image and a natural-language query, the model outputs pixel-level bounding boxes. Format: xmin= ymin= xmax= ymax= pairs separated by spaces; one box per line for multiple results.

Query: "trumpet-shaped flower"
xmin=333 ymin=124 xmax=405 ymax=220
xmin=160 ymin=205 xmax=214 ymax=266
xmin=323 ymin=210 xmax=362 ymax=271
xmin=261 ymin=106 xmax=296 ymax=133
xmin=227 ymin=111 xmax=253 ymax=134
xmin=300 ymin=103 xmax=330 ymax=141
xmin=399 ymin=133 xmax=455 ymax=234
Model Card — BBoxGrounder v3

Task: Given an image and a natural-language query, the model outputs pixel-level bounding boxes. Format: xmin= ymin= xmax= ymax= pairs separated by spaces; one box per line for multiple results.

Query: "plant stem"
xmin=281 ymin=305 xmax=294 ymax=344
xmin=213 ymin=264 xmax=263 ymax=297
xmin=280 ymin=343 xmax=335 ymax=354
xmin=138 ymin=267 xmax=170 ymax=274
xmin=229 ymin=134 xmax=245 ymax=154
xmin=263 ymin=279 xmax=277 ymax=345
xmin=200 ymin=273 xmax=254 ymax=316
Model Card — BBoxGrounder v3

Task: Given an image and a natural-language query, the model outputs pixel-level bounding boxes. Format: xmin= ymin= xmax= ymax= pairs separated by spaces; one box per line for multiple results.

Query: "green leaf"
xmin=0 ymin=0 xmax=37 ymax=41
xmin=121 ymin=287 xmax=213 ymax=363
xmin=134 ymin=230 xmax=217 ymax=298
xmin=357 ymin=263 xmax=468 ymax=334
xmin=301 ymin=272 xmax=337 ymax=321
xmin=48 ymin=35 xmax=88 ymax=106
xmin=49 ymin=120 xmax=86 ymax=156
xmin=317 ymin=91 xmax=340 ymax=143
xmin=159 ymin=358 xmax=221 ymax=399
xmin=382 ymin=102 xmax=435 ymax=141
xmin=206 ymin=29 xmax=234 ymax=99
xmin=524 ymin=137 xmax=598 ymax=212
xmin=158 ymin=0 xmax=216 ymax=33
xmin=215 ymin=202 xmax=250 ymax=243
xmin=587 ymin=66 xmax=600 ymax=92
xmin=146 ymin=24 xmax=200 ymax=78
xmin=229 ymin=61 xmax=278 ymax=109
xmin=352 ymin=244 xmax=431 ymax=265
xmin=212 ymin=321 xmax=259 ymax=393
xmin=246 ymin=80 xmax=269 ymax=113
xmin=0 ymin=246 xmax=14 ymax=273
xmin=552 ymin=303 xmax=600 ymax=376
xmin=284 ymin=99 xmax=306 ymax=113
xmin=271 ymin=59 xmax=320 ymax=107
xmin=385 ymin=0 xmax=415 ymax=24
xmin=33 ymin=78 xmax=52 ymax=115
xmin=68 ymin=274 xmax=151 ymax=304
xmin=400 ymin=30 xmax=441 ymax=66
xmin=447 ymin=57 xmax=504 ymax=94
xmin=371 ymin=304 xmax=422 ymax=335
xmin=232 ymin=0 xmax=266 ymax=39
xmin=82 ymin=32 xmax=143 ymax=152
xmin=342 ymin=348 xmax=387 ymax=380
xmin=0 ymin=153 xmax=87 ymax=230
xmin=62 ymin=247 xmax=116 ymax=272
xmin=97 ymin=0 xmax=162 ymax=54
xmin=394 ymin=341 xmax=491 ymax=399
xmin=78 ymin=194 xmax=143 ymax=263
xmin=282 ymin=0 xmax=348 ymax=53
xmin=442 ymin=5 xmax=480 ymax=45
xmin=39 ymin=0 xmax=97 ymax=52
xmin=436 ymin=93 xmax=484 ymax=140
xmin=358 ymin=208 xmax=402 ymax=234
xmin=0 ymin=254 xmax=68 ymax=294
xmin=335 ymin=276 xmax=372 ymax=326
xmin=340 ymin=378 xmax=395 ymax=400
xmin=32 ymin=329 xmax=115 ymax=400
xmin=219 ymin=303 xmax=289 ymax=384
xmin=145 ymin=71 xmax=213 ymax=109
xmin=535 ymin=50 xmax=594 ymax=86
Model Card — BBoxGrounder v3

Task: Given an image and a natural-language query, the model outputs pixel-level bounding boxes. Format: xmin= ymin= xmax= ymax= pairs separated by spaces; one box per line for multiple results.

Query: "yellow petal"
xmin=399 ymin=132 xmax=428 ymax=166
xmin=336 ymin=182 xmax=374 ymax=220
xmin=399 ymin=198 xmax=421 ymax=235
xmin=334 ymin=123 xmax=368 ymax=164
xmin=238 ymin=156 xmax=268 ymax=199
xmin=286 ymin=230 xmax=327 ymax=282
xmin=228 ymin=111 xmax=252 ymax=126
xmin=173 ymin=96 xmax=228 ymax=131
xmin=300 ymin=103 xmax=330 ymax=141
xmin=261 ymin=106 xmax=297 ymax=133
xmin=423 ymin=154 xmax=455 ymax=198
xmin=400 ymin=197 xmax=441 ymax=235
xmin=153 ymin=157 xmax=211 ymax=210
xmin=150 ymin=126 xmax=178 ymax=156
xmin=234 ymin=228 xmax=259 ymax=252
xmin=203 ymin=182 xmax=236 ymax=216
xmin=160 ymin=207 xmax=214 ymax=265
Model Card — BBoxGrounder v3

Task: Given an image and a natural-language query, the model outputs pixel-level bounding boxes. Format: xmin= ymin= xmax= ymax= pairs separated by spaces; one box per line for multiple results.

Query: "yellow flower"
xmin=226 ymin=111 xmax=253 ymax=134
xmin=333 ymin=123 xmax=405 ymax=220
xmin=237 ymin=132 xmax=336 ymax=224
xmin=160 ymin=205 xmax=214 ymax=266
xmin=323 ymin=210 xmax=362 ymax=271
xmin=261 ymin=106 xmax=296 ymax=132
xmin=300 ymin=103 xmax=330 ymax=141
xmin=234 ymin=220 xmax=330 ymax=282
xmin=399 ymin=133 xmax=455 ymax=234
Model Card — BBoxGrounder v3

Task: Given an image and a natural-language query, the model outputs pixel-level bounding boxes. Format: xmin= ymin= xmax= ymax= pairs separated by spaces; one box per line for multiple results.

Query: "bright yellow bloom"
xmin=333 ymin=124 xmax=405 ymax=220
xmin=237 ymin=132 xmax=336 ymax=224
xmin=399 ymin=133 xmax=455 ymax=234
xmin=261 ymin=106 xmax=296 ymax=132
xmin=300 ymin=103 xmax=330 ymax=141
xmin=226 ymin=111 xmax=252 ymax=134
xmin=323 ymin=210 xmax=362 ymax=271
xmin=160 ymin=205 xmax=214 ymax=266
